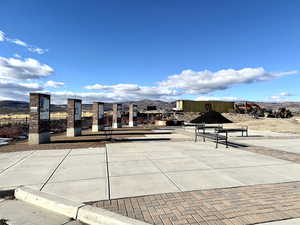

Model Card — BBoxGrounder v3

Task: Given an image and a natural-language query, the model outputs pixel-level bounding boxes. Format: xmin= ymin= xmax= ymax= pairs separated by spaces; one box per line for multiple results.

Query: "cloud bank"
xmin=0 ymin=57 xmax=54 ymax=80
xmin=78 ymin=67 xmax=296 ymax=103
xmin=269 ymin=92 xmax=295 ymax=102
xmin=0 ymin=56 xmax=54 ymax=100
xmin=0 ymin=56 xmax=297 ymax=103
xmin=0 ymin=80 xmax=42 ymax=101
xmin=158 ymin=68 xmax=297 ymax=94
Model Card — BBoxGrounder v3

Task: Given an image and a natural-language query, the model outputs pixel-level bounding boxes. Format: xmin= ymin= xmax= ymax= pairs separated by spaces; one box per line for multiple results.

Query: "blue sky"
xmin=0 ymin=0 xmax=299 ymax=103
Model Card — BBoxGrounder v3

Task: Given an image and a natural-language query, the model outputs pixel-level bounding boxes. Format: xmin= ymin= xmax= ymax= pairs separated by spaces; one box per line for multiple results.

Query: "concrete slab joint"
xmin=14 ymin=187 xmax=151 ymax=225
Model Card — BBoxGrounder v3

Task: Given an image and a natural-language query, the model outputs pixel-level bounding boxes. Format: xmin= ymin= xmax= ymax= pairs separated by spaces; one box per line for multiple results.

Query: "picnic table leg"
xmin=226 ymin=132 xmax=228 ymax=148
xmin=242 ymin=131 xmax=244 ymax=137
xmin=246 ymin=129 xmax=248 ymax=137
xmin=195 ymin=128 xmax=197 ymax=142
xmin=216 ymin=134 xmax=218 ymax=148
xmin=203 ymin=128 xmax=205 ymax=142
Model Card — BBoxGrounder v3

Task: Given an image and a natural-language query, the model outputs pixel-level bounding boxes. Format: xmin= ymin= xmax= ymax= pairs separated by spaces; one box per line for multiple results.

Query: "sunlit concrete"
xmin=0 ymin=129 xmax=299 ymax=202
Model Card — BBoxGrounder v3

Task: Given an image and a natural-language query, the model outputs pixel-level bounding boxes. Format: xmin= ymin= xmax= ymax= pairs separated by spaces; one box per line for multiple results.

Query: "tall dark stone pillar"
xmin=129 ymin=104 xmax=138 ymax=127
xmin=112 ymin=103 xmax=122 ymax=128
xmin=28 ymin=93 xmax=50 ymax=144
xmin=92 ymin=102 xmax=104 ymax=132
xmin=67 ymin=99 xmax=82 ymax=137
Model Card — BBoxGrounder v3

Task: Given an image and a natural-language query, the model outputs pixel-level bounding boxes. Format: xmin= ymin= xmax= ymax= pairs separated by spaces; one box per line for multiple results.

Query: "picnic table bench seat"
xmin=216 ymin=127 xmax=248 ymax=137
xmin=199 ymin=132 xmax=228 ymax=148
xmin=194 ymin=124 xmax=248 ymax=148
xmin=194 ymin=124 xmax=223 ymax=142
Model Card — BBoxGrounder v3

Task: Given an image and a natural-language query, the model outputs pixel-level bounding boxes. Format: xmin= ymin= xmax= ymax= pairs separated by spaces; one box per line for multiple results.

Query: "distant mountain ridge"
xmin=1 ymin=100 xmax=300 ymax=115
xmin=0 ymin=100 xmax=176 ymax=114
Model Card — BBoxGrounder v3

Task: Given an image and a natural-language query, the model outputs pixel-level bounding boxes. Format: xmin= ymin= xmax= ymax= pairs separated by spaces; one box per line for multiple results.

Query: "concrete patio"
xmin=1 ymin=129 xmax=300 ymax=204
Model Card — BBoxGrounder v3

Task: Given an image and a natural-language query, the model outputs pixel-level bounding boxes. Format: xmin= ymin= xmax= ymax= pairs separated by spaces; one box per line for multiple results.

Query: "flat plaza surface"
xmin=1 ymin=128 xmax=300 ymax=224
xmin=234 ymin=138 xmax=300 ymax=155
xmin=1 ymin=130 xmax=300 ymax=202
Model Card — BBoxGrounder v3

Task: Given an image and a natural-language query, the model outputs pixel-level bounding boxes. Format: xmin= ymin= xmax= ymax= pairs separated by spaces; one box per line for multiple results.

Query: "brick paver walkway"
xmin=90 ymin=181 xmax=300 ymax=225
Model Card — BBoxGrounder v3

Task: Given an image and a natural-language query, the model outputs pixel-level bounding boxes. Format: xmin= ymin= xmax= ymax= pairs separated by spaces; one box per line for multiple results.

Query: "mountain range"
xmin=0 ymin=100 xmax=299 ymax=115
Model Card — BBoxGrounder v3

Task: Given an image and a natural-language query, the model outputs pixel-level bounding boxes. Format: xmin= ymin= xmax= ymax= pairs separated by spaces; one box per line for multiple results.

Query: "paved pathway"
xmin=0 ymin=199 xmax=83 ymax=225
xmin=93 ymin=181 xmax=300 ymax=225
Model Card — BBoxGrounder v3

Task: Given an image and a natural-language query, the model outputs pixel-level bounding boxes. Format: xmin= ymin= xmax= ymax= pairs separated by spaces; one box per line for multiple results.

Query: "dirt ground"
xmin=223 ymin=113 xmax=300 ymax=134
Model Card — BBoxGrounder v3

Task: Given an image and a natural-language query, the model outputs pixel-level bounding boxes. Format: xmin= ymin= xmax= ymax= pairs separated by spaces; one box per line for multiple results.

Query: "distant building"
xmin=176 ymin=100 xmax=234 ymax=113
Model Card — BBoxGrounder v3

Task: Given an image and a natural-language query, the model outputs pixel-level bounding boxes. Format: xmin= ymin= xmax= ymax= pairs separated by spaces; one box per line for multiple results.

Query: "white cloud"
xmin=0 ymin=31 xmax=5 ymax=41
xmin=40 ymin=84 xmax=179 ymax=104
xmin=279 ymin=92 xmax=293 ymax=97
xmin=85 ymin=83 xmax=141 ymax=91
xmin=195 ymin=96 xmax=240 ymax=101
xmin=19 ymin=82 xmax=41 ymax=89
xmin=10 ymin=39 xmax=27 ymax=47
xmin=0 ymin=54 xmax=53 ymax=100
xmin=158 ymin=68 xmax=297 ymax=94
xmin=83 ymin=83 xmax=179 ymax=103
xmin=81 ymin=67 xmax=296 ymax=103
xmin=0 ymin=30 xmax=47 ymax=54
xmin=0 ymin=80 xmax=42 ymax=101
xmin=0 ymin=56 xmax=54 ymax=80
xmin=269 ymin=92 xmax=294 ymax=102
xmin=0 ymin=80 xmax=41 ymax=91
xmin=28 ymin=47 xmax=48 ymax=54
xmin=45 ymin=80 xmax=65 ymax=88
xmin=13 ymin=54 xmax=21 ymax=58
xmin=0 ymin=64 xmax=297 ymax=103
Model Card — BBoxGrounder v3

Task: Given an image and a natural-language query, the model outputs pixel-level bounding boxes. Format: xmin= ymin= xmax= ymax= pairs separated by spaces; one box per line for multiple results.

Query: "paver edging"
xmin=14 ymin=187 xmax=151 ymax=225
xmin=77 ymin=205 xmax=150 ymax=225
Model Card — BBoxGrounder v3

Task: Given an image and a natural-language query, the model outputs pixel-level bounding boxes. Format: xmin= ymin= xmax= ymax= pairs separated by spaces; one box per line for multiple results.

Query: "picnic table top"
xmin=216 ymin=128 xmax=248 ymax=133
xmin=195 ymin=124 xmax=223 ymax=128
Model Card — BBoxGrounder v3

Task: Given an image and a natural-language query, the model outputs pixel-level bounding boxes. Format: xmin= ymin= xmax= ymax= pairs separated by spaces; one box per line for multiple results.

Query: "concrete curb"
xmin=14 ymin=187 xmax=151 ymax=225
xmin=15 ymin=187 xmax=82 ymax=218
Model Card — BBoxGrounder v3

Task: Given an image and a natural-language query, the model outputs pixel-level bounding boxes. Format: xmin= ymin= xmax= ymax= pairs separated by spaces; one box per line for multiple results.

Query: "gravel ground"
xmin=223 ymin=116 xmax=300 ymax=134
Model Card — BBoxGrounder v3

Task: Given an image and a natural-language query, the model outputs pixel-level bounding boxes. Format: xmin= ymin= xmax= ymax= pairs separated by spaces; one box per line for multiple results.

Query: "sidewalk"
xmin=0 ymin=198 xmax=83 ymax=225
